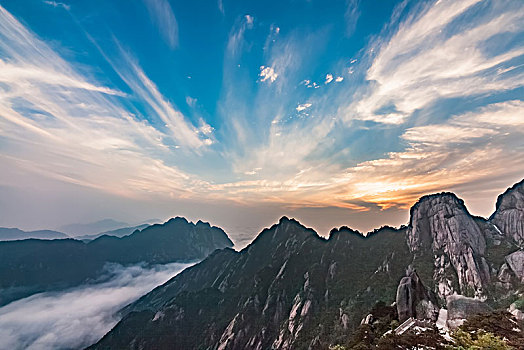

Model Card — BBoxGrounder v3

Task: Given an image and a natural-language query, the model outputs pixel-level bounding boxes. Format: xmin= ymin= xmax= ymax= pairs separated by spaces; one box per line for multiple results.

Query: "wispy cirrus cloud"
xmin=226 ymin=15 xmax=254 ymax=57
xmin=347 ymin=0 xmax=524 ymax=125
xmin=143 ymin=0 xmax=179 ymax=50
xmin=42 ymin=1 xmax=70 ymax=11
xmin=0 ymin=5 xmax=210 ymax=200
xmin=344 ymin=0 xmax=360 ymax=37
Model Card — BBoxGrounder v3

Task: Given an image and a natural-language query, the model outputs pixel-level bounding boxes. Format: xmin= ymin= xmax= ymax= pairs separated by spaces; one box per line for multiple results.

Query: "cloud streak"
xmin=0 ymin=5 xmax=213 ymax=200
xmin=0 ymin=262 xmax=194 ymax=350
xmin=143 ymin=0 xmax=179 ymax=50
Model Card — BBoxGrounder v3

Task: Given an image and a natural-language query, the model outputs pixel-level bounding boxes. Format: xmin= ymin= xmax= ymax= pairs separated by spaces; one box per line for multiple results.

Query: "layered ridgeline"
xmin=0 ymin=218 xmax=233 ymax=306
xmin=91 ymin=180 xmax=524 ymax=350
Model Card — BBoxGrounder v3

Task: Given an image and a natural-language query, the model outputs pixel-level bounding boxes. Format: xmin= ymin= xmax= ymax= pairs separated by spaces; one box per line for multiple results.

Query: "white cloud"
xmin=0 ymin=5 xmax=211 ymax=200
xmin=43 ymin=1 xmax=70 ymax=10
xmin=0 ymin=262 xmax=193 ymax=350
xmin=259 ymin=65 xmax=278 ymax=83
xmin=217 ymin=0 xmax=224 ymax=15
xmin=344 ymin=0 xmax=360 ymax=37
xmin=143 ymin=0 xmax=179 ymax=49
xmin=199 ymin=119 xmax=214 ymax=135
xmin=186 ymin=96 xmax=197 ymax=107
xmin=335 ymin=76 xmax=344 ymax=82
xmin=325 ymin=74 xmax=333 ymax=84
xmin=226 ymin=14 xmax=254 ymax=56
xmin=296 ymin=103 xmax=312 ymax=112
xmin=115 ymin=51 xmax=207 ymax=149
xmin=347 ymin=0 xmax=524 ymax=125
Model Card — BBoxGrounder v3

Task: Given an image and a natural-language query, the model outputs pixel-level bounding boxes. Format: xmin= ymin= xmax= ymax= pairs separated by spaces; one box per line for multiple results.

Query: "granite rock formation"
xmin=396 ymin=269 xmax=439 ymax=322
xmin=407 ymin=193 xmax=490 ymax=299
xmin=490 ymin=179 xmax=524 ymax=247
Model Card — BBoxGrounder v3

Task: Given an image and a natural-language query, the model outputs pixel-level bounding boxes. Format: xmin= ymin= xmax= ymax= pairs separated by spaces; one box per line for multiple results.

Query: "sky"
xmin=0 ymin=0 xmax=523 ymax=244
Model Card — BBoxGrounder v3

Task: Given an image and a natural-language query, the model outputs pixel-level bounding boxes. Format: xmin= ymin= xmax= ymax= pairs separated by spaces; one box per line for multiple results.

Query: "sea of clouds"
xmin=0 ymin=262 xmax=194 ymax=350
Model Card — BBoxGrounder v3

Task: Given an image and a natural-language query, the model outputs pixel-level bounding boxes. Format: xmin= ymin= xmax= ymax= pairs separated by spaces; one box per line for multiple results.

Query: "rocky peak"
xmin=247 ymin=217 xmax=318 ymax=250
xmin=490 ymin=179 xmax=524 ymax=246
xmin=407 ymin=192 xmax=490 ymax=299
xmin=407 ymin=193 xmax=485 ymax=254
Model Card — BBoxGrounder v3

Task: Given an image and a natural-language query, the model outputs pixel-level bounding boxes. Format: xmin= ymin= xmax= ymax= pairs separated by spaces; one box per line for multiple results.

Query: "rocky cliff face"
xmin=490 ymin=179 xmax=524 ymax=247
xmin=407 ymin=193 xmax=490 ymax=299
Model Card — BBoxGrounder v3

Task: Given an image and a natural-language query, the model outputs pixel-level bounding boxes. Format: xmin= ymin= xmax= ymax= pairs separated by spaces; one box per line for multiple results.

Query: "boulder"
xmin=396 ymin=269 xmax=439 ymax=322
xmin=446 ymin=295 xmax=491 ymax=329
xmin=505 ymin=250 xmax=524 ymax=282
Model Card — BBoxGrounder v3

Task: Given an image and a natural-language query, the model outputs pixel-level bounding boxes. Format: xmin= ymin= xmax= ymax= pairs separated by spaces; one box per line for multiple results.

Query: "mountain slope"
xmin=0 ymin=217 xmax=232 ymax=306
xmin=91 ymin=219 xmax=412 ymax=349
xmin=91 ymin=180 xmax=524 ymax=350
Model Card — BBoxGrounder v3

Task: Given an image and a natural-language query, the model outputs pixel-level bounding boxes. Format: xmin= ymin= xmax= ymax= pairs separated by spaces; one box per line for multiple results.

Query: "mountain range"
xmin=75 ymin=224 xmax=152 ymax=241
xmin=90 ymin=179 xmax=524 ymax=349
xmin=58 ymin=219 xmax=131 ymax=236
xmin=0 ymin=218 xmax=233 ymax=306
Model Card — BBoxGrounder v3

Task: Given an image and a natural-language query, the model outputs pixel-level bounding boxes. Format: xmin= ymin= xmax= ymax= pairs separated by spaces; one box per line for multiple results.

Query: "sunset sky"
xmin=0 ymin=0 xmax=523 ymax=244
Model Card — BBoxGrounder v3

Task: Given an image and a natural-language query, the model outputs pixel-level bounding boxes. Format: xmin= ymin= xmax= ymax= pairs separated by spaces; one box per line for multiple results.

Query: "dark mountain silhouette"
xmin=0 ymin=217 xmax=233 ymax=306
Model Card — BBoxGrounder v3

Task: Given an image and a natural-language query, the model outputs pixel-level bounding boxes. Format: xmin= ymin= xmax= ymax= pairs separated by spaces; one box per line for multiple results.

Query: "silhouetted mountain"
xmin=58 ymin=219 xmax=129 ymax=236
xmin=90 ymin=180 xmax=524 ymax=350
xmin=0 ymin=217 xmax=232 ymax=306
xmin=0 ymin=228 xmax=69 ymax=241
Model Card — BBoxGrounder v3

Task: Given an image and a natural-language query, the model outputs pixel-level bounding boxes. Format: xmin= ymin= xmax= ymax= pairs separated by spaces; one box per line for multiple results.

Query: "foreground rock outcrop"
xmin=396 ymin=269 xmax=439 ymax=322
xmin=446 ymin=294 xmax=492 ymax=329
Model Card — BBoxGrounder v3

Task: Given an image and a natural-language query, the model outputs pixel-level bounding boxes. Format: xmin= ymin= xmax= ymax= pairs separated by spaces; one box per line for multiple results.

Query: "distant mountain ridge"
xmin=58 ymin=218 xmax=130 ymax=236
xmin=91 ymin=180 xmax=524 ymax=350
xmin=0 ymin=228 xmax=69 ymax=241
xmin=75 ymin=224 xmax=151 ymax=241
xmin=0 ymin=217 xmax=233 ymax=306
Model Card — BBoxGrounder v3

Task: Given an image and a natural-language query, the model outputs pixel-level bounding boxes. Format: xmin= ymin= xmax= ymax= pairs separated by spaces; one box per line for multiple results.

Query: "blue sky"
xmin=0 ymin=0 xmax=523 ymax=243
